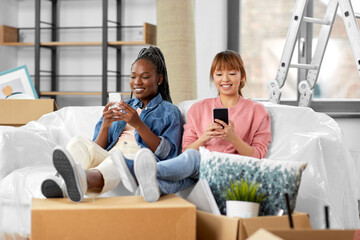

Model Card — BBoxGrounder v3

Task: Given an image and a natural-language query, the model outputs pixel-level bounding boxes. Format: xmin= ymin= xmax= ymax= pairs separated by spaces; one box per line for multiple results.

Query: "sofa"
xmin=0 ymin=100 xmax=359 ymax=238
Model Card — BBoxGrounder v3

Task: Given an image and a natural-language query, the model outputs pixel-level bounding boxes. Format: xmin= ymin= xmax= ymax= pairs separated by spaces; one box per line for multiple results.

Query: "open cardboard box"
xmin=0 ymin=99 xmax=57 ymax=126
xmin=31 ymin=194 xmax=196 ymax=240
xmin=197 ymin=210 xmax=312 ymax=240
xmin=248 ymin=228 xmax=358 ymax=240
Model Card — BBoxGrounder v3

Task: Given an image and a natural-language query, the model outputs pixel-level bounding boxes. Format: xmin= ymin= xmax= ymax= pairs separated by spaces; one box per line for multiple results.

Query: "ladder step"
xmin=356 ymin=13 xmax=360 ymax=19
xmin=290 ymin=63 xmax=319 ymax=70
xmin=303 ymin=17 xmax=331 ymax=25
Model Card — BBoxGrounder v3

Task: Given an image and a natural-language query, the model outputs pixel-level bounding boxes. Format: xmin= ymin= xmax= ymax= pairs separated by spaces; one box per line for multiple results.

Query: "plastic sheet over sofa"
xmin=0 ymin=101 xmax=359 ymax=237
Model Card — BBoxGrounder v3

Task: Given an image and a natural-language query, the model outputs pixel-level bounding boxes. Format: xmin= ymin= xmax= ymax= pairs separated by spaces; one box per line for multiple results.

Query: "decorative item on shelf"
xmin=224 ymin=178 xmax=268 ymax=218
xmin=0 ymin=65 xmax=38 ymax=99
xmin=0 ymin=23 xmax=156 ymax=46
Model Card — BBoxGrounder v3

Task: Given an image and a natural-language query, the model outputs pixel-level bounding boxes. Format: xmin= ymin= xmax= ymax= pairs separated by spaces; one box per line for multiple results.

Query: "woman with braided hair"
xmin=40 ymin=46 xmax=183 ymax=202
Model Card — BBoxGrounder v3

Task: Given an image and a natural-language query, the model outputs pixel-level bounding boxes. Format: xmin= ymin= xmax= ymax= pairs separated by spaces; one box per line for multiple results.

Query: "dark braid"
xmin=132 ymin=46 xmax=172 ymax=103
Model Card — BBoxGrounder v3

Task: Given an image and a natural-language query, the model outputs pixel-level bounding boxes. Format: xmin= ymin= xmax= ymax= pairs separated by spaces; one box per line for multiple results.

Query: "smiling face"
xmin=130 ymin=59 xmax=163 ymax=107
xmin=210 ymin=51 xmax=246 ymax=97
xmin=213 ymin=69 xmax=242 ymax=97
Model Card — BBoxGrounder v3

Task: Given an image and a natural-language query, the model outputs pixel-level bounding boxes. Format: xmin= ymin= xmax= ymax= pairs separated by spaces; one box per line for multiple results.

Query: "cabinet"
xmin=0 ymin=0 xmax=156 ymax=105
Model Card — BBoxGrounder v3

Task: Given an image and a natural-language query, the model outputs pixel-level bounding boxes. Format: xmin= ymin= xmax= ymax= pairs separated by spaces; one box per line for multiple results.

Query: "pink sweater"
xmin=182 ymin=97 xmax=271 ymax=159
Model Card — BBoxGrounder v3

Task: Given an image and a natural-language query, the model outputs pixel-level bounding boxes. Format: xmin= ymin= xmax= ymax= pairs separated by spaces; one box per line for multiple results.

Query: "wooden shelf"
xmin=40 ymin=91 xmax=131 ymax=96
xmin=1 ymin=23 xmax=156 ymax=46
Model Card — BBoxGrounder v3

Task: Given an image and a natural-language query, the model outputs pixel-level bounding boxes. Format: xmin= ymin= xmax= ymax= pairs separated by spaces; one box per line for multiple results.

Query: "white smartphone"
xmin=109 ymin=92 xmax=121 ymax=109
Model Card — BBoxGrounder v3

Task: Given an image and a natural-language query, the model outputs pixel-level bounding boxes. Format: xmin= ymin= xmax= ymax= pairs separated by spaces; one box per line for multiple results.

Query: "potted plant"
xmin=224 ymin=178 xmax=268 ymax=218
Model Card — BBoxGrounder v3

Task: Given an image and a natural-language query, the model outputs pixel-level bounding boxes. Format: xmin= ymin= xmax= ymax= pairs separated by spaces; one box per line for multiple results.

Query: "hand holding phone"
xmin=109 ymin=92 xmax=121 ymax=110
xmin=213 ymin=108 xmax=228 ymax=128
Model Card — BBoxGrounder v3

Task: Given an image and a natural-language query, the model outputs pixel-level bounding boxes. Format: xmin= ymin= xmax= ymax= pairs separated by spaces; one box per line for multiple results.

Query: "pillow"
xmin=199 ymin=148 xmax=307 ymax=216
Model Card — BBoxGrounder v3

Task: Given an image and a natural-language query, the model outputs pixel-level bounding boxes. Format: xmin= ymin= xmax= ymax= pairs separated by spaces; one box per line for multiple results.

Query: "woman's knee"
xmin=184 ymin=148 xmax=200 ymax=159
xmin=183 ymin=149 xmax=200 ymax=168
xmin=67 ymin=136 xmax=92 ymax=150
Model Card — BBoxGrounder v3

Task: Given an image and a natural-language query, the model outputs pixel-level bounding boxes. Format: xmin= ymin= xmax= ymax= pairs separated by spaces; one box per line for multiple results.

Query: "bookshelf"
xmin=0 ymin=0 xmax=156 ymax=105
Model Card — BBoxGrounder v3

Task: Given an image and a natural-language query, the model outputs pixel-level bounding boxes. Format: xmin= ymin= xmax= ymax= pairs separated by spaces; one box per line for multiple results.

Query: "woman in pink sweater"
xmin=112 ymin=50 xmax=272 ymax=202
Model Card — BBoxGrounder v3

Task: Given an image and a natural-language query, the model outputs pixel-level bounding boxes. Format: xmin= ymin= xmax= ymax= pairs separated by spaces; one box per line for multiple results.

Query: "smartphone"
xmin=109 ymin=92 xmax=121 ymax=109
xmin=213 ymin=108 xmax=229 ymax=127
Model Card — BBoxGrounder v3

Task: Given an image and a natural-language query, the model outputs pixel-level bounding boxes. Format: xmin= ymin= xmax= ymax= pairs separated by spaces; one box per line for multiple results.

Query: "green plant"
xmin=223 ymin=178 xmax=268 ymax=203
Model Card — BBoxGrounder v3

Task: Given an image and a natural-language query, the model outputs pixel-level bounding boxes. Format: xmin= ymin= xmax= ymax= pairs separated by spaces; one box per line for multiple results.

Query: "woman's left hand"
xmin=214 ymin=119 xmax=237 ymax=143
xmin=117 ymin=101 xmax=142 ymax=128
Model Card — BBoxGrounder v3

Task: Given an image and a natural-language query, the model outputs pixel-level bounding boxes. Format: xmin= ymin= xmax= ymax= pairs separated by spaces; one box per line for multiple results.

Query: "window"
xmin=239 ymin=0 xmax=360 ymax=116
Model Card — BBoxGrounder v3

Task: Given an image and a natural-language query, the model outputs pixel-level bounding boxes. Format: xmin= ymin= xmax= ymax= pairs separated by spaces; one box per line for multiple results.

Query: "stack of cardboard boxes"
xmin=31 ymin=194 xmax=358 ymax=239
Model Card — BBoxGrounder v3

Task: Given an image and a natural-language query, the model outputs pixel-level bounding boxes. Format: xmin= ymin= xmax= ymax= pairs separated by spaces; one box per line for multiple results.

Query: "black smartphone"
xmin=213 ymin=108 xmax=229 ymax=127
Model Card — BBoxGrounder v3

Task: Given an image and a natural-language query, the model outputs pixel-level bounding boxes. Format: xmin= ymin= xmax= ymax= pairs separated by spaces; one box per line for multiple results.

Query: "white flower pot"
xmin=226 ymin=200 xmax=260 ymax=218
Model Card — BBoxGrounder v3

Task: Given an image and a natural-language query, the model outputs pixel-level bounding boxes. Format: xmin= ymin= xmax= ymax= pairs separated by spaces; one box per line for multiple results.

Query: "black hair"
xmin=131 ymin=46 xmax=172 ymax=103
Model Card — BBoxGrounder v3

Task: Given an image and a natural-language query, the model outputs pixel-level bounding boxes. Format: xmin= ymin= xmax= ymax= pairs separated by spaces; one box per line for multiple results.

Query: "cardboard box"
xmin=0 ymin=99 xmax=57 ymax=126
xmin=249 ymin=228 xmax=357 ymax=240
xmin=197 ymin=211 xmax=312 ymax=240
xmin=31 ymin=194 xmax=196 ymax=240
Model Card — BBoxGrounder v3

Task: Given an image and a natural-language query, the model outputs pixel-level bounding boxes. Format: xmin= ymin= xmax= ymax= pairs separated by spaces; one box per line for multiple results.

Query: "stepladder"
xmin=268 ymin=0 xmax=360 ymax=107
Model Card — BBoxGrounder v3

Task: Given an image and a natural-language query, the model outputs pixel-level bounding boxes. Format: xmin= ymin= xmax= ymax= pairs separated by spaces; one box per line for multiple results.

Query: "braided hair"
xmin=132 ymin=46 xmax=172 ymax=103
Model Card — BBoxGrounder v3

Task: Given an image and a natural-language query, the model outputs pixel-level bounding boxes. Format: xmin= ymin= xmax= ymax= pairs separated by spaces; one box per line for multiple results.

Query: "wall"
xmin=0 ymin=0 xmax=18 ymax=71
xmin=195 ymin=0 xmax=227 ymax=99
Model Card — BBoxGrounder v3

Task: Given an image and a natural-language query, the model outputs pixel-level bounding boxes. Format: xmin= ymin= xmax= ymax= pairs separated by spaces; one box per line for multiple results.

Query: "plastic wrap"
xmin=0 ymin=106 xmax=102 ymax=237
xmin=262 ymin=102 xmax=360 ymax=229
xmin=0 ymin=106 xmax=103 ymax=181
xmin=0 ymin=102 xmax=359 ymax=236
xmin=0 ymin=166 xmax=55 ymax=238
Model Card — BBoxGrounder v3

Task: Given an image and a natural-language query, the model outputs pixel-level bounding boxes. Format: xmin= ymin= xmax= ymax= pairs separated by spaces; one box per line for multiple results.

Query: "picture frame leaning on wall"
xmin=0 ymin=65 xmax=38 ymax=99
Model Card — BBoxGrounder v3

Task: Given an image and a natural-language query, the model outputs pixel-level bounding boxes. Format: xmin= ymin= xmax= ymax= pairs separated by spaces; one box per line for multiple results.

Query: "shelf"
xmin=1 ymin=23 xmax=156 ymax=46
xmin=3 ymin=0 xmax=155 ymax=106
xmin=40 ymin=91 xmax=131 ymax=96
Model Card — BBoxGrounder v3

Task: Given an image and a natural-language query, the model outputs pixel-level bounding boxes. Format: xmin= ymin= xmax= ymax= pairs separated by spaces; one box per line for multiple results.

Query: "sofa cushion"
xmin=199 ymin=147 xmax=307 ymax=216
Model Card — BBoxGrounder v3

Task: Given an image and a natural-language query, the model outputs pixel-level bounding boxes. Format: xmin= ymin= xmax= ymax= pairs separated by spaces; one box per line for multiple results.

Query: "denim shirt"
xmin=92 ymin=93 xmax=183 ymax=161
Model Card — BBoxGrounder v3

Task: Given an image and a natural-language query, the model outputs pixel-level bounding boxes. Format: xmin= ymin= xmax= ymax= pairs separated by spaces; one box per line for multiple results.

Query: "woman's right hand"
xmin=101 ymin=101 xmax=122 ymax=129
xmin=95 ymin=102 xmax=121 ymax=149
xmin=198 ymin=122 xmax=224 ymax=145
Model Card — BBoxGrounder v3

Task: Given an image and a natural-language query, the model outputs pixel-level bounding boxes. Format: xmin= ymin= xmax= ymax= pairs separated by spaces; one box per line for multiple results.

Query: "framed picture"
xmin=0 ymin=65 xmax=38 ymax=99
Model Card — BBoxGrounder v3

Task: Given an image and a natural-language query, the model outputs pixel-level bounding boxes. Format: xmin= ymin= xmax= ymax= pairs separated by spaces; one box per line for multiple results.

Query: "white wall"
xmin=0 ymin=0 xmax=18 ymax=71
xmin=195 ymin=0 xmax=227 ymax=99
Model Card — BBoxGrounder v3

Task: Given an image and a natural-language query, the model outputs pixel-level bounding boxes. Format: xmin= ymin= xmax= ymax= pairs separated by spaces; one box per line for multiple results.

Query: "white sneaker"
xmin=134 ymin=148 xmax=160 ymax=203
xmin=53 ymin=146 xmax=87 ymax=202
xmin=112 ymin=149 xmax=138 ymax=193
xmin=41 ymin=174 xmax=67 ymax=198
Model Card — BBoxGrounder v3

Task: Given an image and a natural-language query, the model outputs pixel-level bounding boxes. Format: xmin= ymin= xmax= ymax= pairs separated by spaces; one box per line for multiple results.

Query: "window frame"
xmin=230 ymin=0 xmax=360 ymax=118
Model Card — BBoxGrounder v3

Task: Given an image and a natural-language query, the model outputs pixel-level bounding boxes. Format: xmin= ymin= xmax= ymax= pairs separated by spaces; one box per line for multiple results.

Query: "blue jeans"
xmin=125 ymin=149 xmax=201 ymax=194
